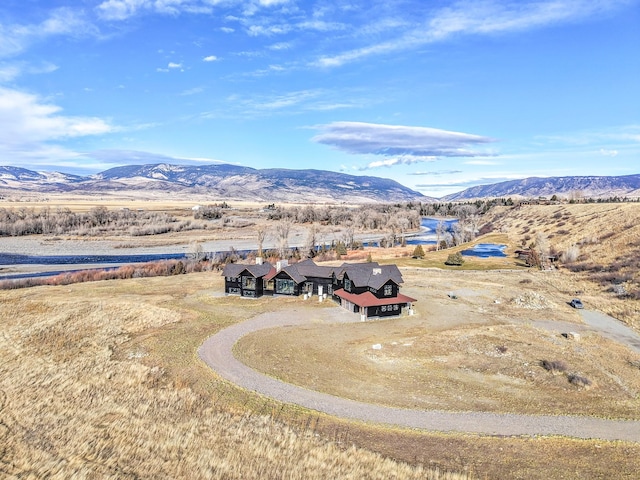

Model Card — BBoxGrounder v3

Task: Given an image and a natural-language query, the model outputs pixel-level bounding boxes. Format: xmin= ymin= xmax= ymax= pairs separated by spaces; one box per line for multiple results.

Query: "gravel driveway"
xmin=198 ymin=306 xmax=640 ymax=442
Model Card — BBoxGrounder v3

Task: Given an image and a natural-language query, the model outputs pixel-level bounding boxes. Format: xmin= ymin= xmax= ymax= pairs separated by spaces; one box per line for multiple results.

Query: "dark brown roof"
xmin=342 ymin=263 xmax=404 ymax=290
xmin=276 ymin=265 xmax=307 ymax=284
xmin=294 ymin=258 xmax=339 ymax=279
xmin=222 ymin=262 xmax=275 ymax=278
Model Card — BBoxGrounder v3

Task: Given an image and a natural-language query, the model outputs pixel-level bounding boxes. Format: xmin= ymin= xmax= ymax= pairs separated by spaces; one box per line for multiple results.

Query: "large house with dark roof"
xmin=222 ymin=258 xmax=416 ymax=319
xmin=331 ymin=263 xmax=416 ymax=319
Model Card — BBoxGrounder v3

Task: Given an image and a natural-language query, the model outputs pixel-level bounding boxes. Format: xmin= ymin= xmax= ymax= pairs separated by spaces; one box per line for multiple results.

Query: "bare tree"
xmin=188 ymin=241 xmax=205 ymax=261
xmin=275 ymin=219 xmax=292 ymax=259
xmin=304 ymin=224 xmax=319 ymax=257
xmin=436 ymin=220 xmax=447 ymax=250
xmin=256 ymin=225 xmax=268 ymax=257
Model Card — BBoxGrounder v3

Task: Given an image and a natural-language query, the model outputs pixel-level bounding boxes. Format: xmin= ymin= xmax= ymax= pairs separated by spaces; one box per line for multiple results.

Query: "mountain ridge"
xmin=0 ymin=164 xmax=432 ymax=203
xmin=443 ymin=174 xmax=640 ymax=201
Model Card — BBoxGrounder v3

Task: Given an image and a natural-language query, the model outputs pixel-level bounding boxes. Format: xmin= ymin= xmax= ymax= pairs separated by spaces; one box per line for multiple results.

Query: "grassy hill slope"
xmin=483 ymin=203 xmax=640 ymax=326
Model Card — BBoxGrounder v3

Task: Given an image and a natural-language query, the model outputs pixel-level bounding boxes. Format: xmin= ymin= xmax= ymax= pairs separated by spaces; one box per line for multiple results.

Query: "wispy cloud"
xmin=464 ymin=159 xmax=501 ymax=165
xmin=213 ymin=88 xmax=369 ymax=117
xmin=0 ymin=7 xmax=96 ymax=58
xmin=0 ymin=86 xmax=115 ymax=166
xmin=312 ymin=0 xmax=631 ymax=68
xmin=600 ymin=148 xmax=619 ymax=157
xmin=409 ymin=169 xmax=464 ymax=176
xmin=312 ymin=122 xmax=496 ymax=169
xmin=86 ymin=149 xmax=230 ymax=167
xmin=179 ymin=86 xmax=204 ymax=96
xmin=96 ymin=0 xmax=293 ymax=21
xmin=203 ymin=55 xmax=219 ymax=62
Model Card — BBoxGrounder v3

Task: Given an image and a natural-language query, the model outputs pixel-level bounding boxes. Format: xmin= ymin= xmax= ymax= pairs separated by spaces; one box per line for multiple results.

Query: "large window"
xmin=276 ymin=278 xmax=295 ymax=294
xmin=344 ymin=278 xmax=352 ymax=292
xmin=242 ymin=276 xmax=256 ymax=289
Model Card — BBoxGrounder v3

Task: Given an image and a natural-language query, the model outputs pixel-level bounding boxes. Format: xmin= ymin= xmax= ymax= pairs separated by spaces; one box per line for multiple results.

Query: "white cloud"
xmin=96 ymin=0 xmax=292 ymax=20
xmin=268 ymin=41 xmax=291 ymax=50
xmin=0 ymin=86 xmax=114 ymax=165
xmin=312 ymin=122 xmax=496 ymax=167
xmin=312 ymin=0 xmax=631 ymax=68
xmin=203 ymin=55 xmax=219 ymax=62
xmin=168 ymin=61 xmax=183 ymax=68
xmin=364 ymin=155 xmax=437 ymax=169
xmin=0 ymin=8 xmax=96 ymax=58
xmin=600 ymin=148 xmax=619 ymax=157
xmin=97 ymin=0 xmax=152 ymax=20
xmin=464 ymin=159 xmax=500 ymax=165
xmin=221 ymin=27 xmax=235 ymax=33
xmin=180 ymin=86 xmax=204 ymax=96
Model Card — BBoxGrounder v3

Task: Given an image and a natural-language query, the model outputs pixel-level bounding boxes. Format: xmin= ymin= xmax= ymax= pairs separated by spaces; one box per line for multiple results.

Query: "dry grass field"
xmin=2 ymin=270 xmax=639 ymax=479
xmin=2 ymin=200 xmax=640 ymax=478
xmin=0 ymin=274 xmax=470 ymax=479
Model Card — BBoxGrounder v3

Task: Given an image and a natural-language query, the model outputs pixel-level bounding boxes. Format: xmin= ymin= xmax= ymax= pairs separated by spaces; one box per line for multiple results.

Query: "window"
xmin=381 ymin=305 xmax=387 ymax=312
xmin=393 ymin=304 xmax=399 ymax=311
xmin=344 ymin=278 xmax=352 ymax=292
xmin=242 ymin=276 xmax=256 ymax=289
xmin=384 ymin=284 xmax=393 ymax=296
xmin=276 ymin=278 xmax=295 ymax=294
xmin=228 ymin=287 xmax=241 ymax=295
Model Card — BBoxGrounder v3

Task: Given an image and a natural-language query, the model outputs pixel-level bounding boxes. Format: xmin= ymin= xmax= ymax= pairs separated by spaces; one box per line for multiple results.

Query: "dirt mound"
xmin=511 ymin=291 xmax=556 ymax=309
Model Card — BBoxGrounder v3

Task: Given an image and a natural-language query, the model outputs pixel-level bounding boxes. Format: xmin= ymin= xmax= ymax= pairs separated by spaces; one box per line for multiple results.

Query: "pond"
xmin=461 ymin=243 xmax=507 ymax=258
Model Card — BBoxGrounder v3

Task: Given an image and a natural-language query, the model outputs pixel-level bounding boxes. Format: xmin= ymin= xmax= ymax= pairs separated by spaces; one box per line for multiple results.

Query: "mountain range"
xmin=0 ymin=164 xmax=431 ymax=203
xmin=1 ymin=164 xmax=639 ymax=202
xmin=442 ymin=174 xmax=640 ymax=201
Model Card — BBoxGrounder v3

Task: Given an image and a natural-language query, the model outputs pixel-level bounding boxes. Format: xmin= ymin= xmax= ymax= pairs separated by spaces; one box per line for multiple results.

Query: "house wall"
xmin=273 ymin=271 xmax=301 ymax=296
xmin=305 ymin=276 xmax=333 ymax=296
xmin=369 ymin=280 xmax=399 ymax=299
xmin=225 ymin=277 xmax=242 ymax=295
xmin=367 ymin=303 xmax=404 ymax=318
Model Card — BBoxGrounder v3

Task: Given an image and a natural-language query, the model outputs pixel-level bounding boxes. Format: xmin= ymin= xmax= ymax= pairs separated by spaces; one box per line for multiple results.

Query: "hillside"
xmin=443 ymin=174 xmax=640 ymax=201
xmin=482 ymin=203 xmax=640 ymax=326
xmin=0 ymin=164 xmax=431 ymax=203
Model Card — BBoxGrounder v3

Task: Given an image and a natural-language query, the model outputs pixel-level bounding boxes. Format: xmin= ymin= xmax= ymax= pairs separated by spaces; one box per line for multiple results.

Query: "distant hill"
xmin=442 ymin=174 xmax=640 ymax=201
xmin=0 ymin=163 xmax=431 ymax=203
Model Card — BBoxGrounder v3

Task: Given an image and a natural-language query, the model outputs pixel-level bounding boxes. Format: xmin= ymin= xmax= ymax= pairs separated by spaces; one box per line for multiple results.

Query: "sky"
xmin=0 ymin=0 xmax=638 ymax=197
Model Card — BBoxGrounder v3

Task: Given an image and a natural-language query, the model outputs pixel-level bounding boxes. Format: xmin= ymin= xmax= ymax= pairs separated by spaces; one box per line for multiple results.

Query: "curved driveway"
xmin=198 ymin=307 xmax=640 ymax=442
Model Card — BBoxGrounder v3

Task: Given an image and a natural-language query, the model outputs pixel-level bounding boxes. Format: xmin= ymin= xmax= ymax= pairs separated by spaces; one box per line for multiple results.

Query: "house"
xmin=222 ymin=261 xmax=275 ymax=298
xmin=331 ymin=262 xmax=416 ymax=319
xmin=222 ymin=258 xmax=416 ymax=319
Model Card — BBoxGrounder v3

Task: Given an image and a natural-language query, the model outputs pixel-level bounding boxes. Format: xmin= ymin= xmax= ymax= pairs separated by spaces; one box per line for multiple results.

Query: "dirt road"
xmin=198 ymin=307 xmax=640 ymax=442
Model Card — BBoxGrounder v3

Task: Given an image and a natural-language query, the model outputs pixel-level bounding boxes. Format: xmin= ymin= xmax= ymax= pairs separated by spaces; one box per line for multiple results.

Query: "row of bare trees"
xmin=0 ymin=206 xmax=202 ymax=237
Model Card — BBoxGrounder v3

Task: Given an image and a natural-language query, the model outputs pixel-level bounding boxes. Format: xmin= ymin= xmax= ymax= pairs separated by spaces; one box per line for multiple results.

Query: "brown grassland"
xmin=1 ymin=200 xmax=640 ymax=478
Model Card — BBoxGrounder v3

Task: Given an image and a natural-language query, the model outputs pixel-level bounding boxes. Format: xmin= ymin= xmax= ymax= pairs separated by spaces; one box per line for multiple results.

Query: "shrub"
xmin=412 ymin=244 xmax=425 ymax=258
xmin=541 ymin=360 xmax=568 ymax=374
xmin=444 ymin=252 xmax=464 ymax=266
xmin=561 ymin=244 xmax=580 ymax=263
xmin=568 ymin=374 xmax=592 ymax=387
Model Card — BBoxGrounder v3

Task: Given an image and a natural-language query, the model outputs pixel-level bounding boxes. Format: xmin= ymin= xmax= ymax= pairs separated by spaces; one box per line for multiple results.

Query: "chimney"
xmin=255 ymin=256 xmax=263 ymax=265
xmin=372 ymin=268 xmax=382 ymax=275
xmin=276 ymin=259 xmax=288 ymax=272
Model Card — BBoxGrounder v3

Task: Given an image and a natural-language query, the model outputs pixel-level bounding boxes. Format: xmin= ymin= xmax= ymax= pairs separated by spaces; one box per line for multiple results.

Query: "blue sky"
xmin=0 ymin=0 xmax=638 ymax=197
